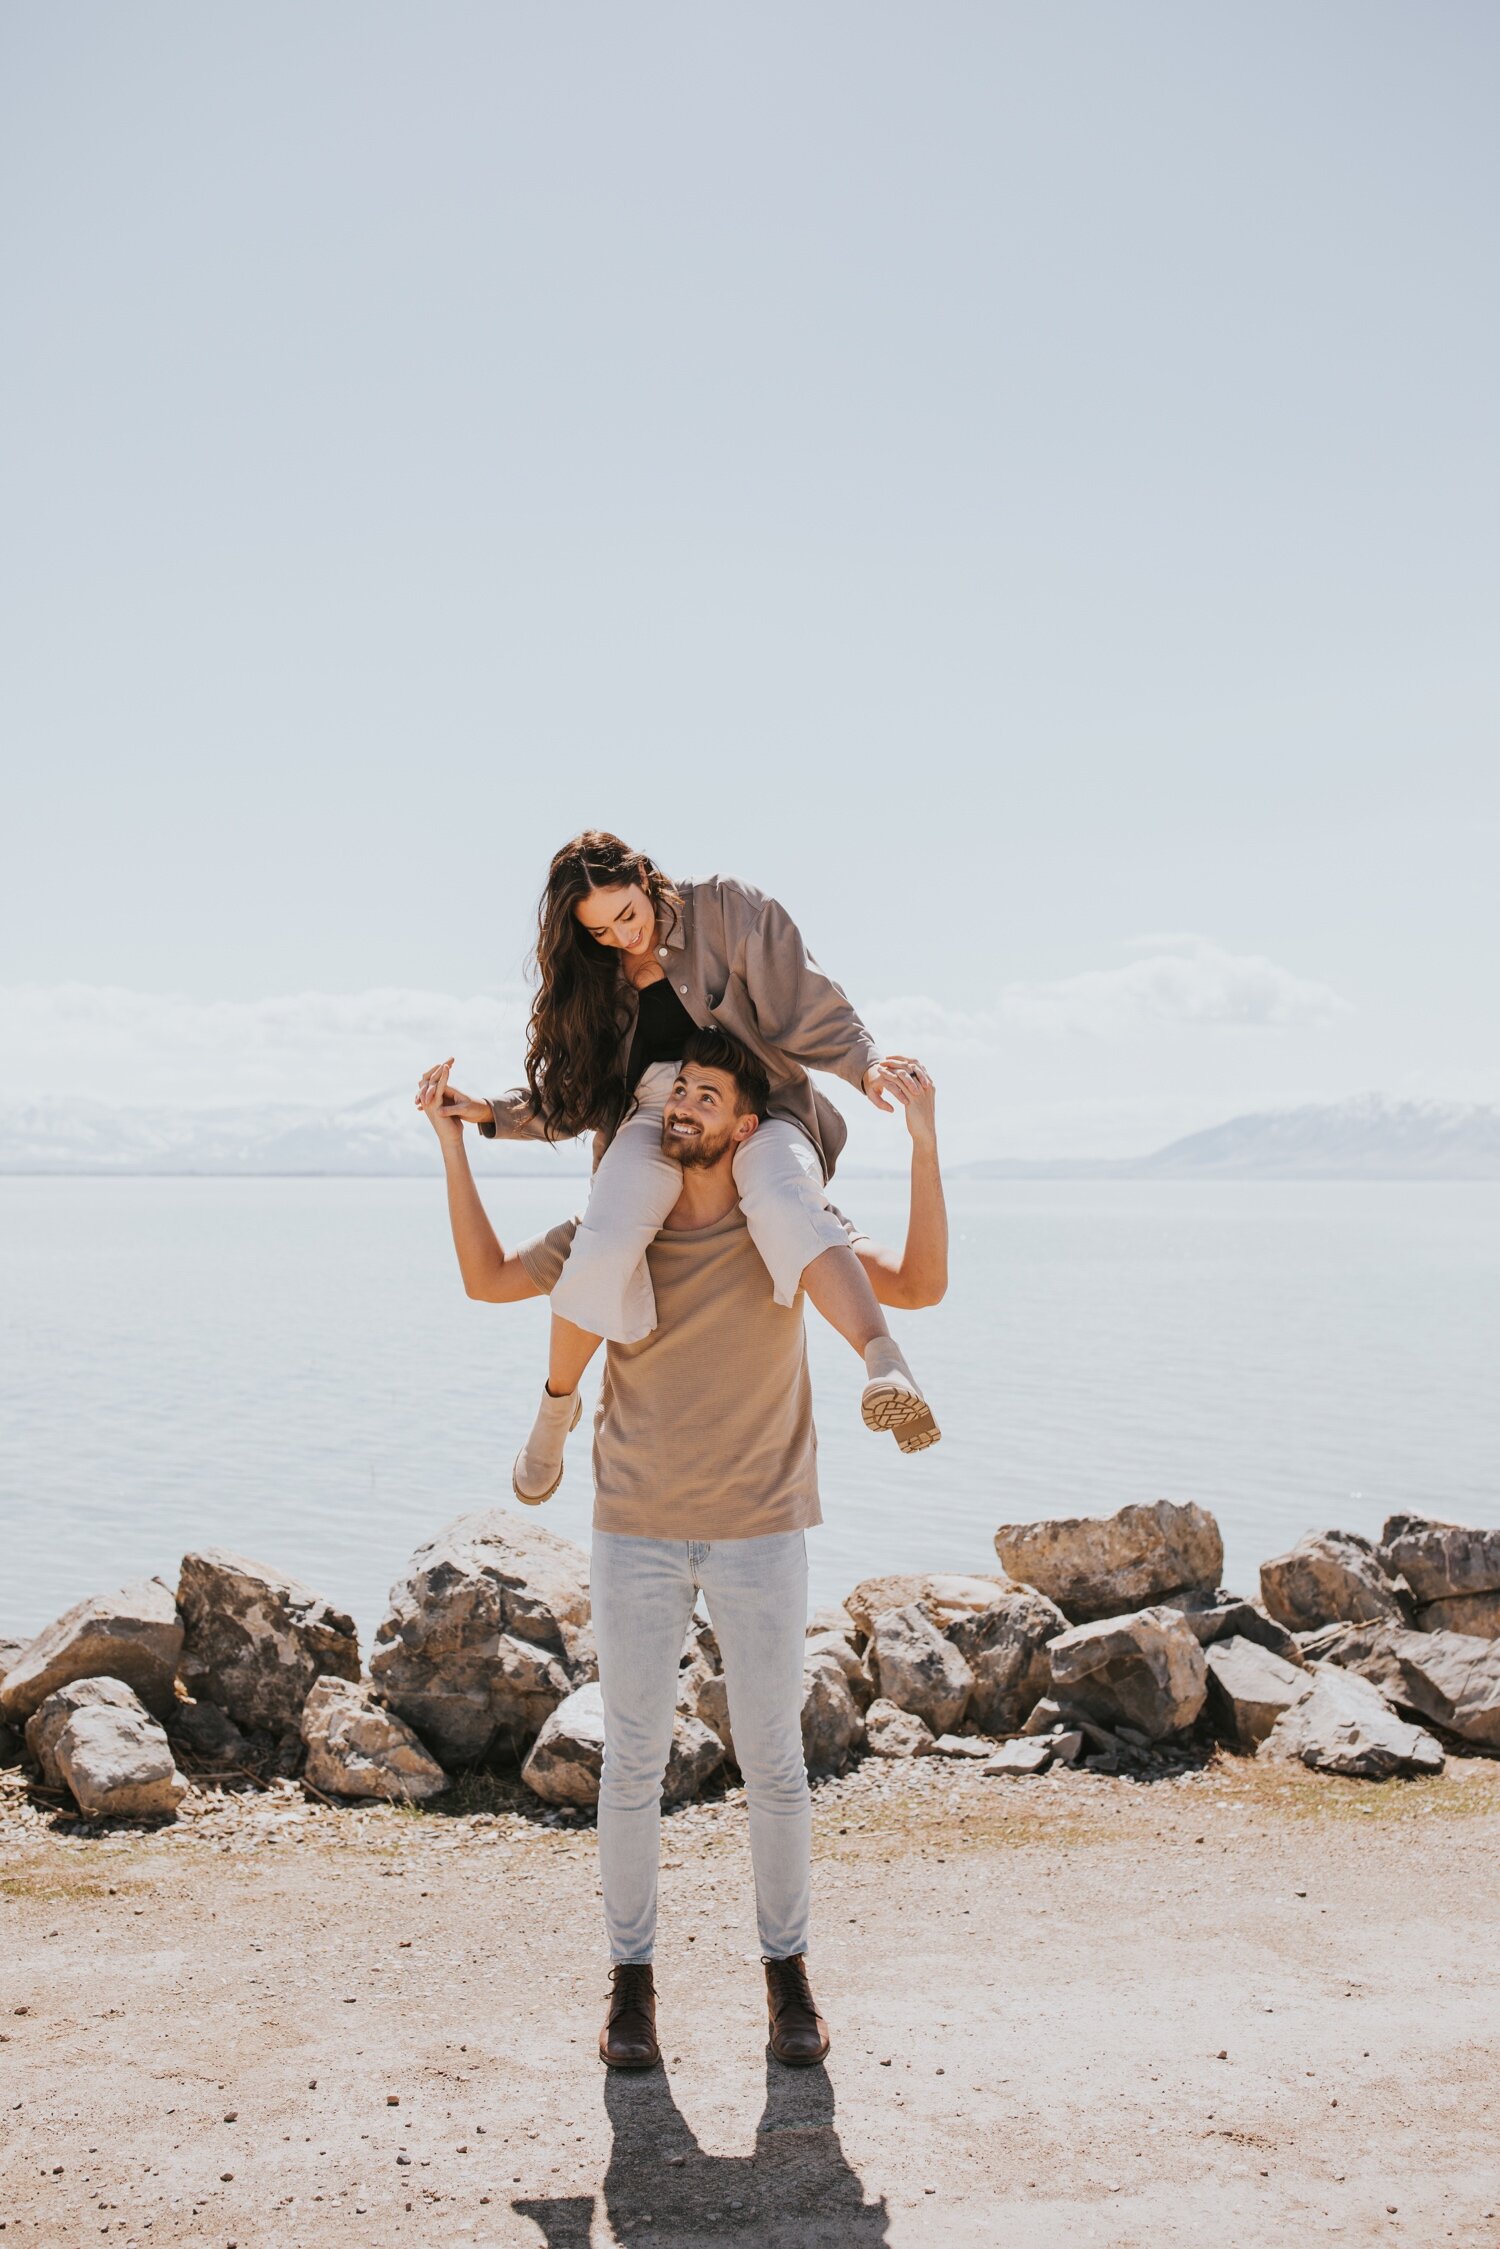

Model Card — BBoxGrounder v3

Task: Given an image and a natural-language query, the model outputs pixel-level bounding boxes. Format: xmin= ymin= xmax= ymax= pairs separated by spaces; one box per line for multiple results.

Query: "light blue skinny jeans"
xmin=590 ymin=1527 xmax=811 ymax=1965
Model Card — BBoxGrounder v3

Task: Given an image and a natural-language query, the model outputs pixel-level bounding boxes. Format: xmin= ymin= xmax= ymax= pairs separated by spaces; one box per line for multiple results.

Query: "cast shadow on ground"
xmin=513 ymin=2054 xmax=890 ymax=2247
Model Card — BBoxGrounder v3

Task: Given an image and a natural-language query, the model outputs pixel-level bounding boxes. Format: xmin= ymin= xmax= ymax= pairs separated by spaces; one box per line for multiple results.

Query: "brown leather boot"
xmin=763 ymin=1954 xmax=830 ymax=2067
xmin=599 ymin=1962 xmax=660 ymax=2069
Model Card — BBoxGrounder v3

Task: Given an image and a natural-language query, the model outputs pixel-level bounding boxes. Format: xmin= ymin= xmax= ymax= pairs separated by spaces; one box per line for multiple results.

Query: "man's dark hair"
xmin=679 ymin=1026 xmax=771 ymax=1120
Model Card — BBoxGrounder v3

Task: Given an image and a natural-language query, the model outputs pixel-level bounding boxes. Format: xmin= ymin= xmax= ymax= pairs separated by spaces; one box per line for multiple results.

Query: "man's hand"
xmin=863 ymin=1054 xmax=929 ymax=1119
xmin=416 ymin=1058 xmax=488 ymax=1142
xmin=887 ymin=1059 xmax=936 ymax=1146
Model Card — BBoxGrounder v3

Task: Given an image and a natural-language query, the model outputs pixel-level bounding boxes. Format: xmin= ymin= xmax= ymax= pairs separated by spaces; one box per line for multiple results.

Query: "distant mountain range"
xmin=0 ymin=1087 xmax=589 ymax=1178
xmin=955 ymin=1096 xmax=1500 ymax=1181
xmin=1 ymin=1091 xmax=1497 ymax=1181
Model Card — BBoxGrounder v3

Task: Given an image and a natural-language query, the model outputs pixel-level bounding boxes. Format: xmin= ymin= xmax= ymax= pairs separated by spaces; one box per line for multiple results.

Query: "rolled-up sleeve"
xmin=517 ymin=1217 xmax=580 ymax=1292
xmin=478 ymin=1087 xmax=557 ymax=1142
xmin=740 ymin=897 xmax=882 ymax=1095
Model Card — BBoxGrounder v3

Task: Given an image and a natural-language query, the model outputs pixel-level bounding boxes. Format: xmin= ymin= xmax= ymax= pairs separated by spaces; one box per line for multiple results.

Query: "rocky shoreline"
xmin=3 ymin=1500 xmax=1498 ymax=1835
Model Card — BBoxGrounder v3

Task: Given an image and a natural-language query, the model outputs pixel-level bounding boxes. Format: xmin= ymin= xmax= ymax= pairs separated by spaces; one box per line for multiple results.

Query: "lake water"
xmin=2 ymin=1176 xmax=1497 ymax=1652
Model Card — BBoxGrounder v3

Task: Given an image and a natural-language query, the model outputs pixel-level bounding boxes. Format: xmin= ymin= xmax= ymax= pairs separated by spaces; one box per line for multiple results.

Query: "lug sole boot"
xmin=764 ymin=1954 xmax=830 ymax=2067
xmin=512 ymin=1385 xmax=584 ymax=1505
xmin=600 ymin=1962 xmax=660 ymax=2069
xmin=861 ymin=1339 xmax=941 ymax=1453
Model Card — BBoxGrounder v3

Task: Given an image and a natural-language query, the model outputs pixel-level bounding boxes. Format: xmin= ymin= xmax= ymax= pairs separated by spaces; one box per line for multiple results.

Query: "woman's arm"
xmin=416 ymin=1060 xmax=545 ymax=1303
xmin=854 ymin=1064 xmax=948 ymax=1309
xmin=411 ymin=1065 xmax=566 ymax=1145
xmin=736 ymin=892 xmax=884 ymax=1097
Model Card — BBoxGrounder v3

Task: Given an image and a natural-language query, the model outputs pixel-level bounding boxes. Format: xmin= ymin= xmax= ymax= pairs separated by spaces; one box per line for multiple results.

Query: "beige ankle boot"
xmin=860 ymin=1338 xmax=941 ymax=1453
xmin=512 ymin=1385 xmax=584 ymax=1504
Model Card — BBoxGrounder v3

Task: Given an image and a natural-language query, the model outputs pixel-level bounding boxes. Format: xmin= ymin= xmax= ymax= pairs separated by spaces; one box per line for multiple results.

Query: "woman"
xmin=420 ymin=830 xmax=938 ymax=1501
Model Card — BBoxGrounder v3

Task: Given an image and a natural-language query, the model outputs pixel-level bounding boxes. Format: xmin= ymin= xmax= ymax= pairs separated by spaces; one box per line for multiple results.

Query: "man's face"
xmin=660 ymin=1065 xmax=754 ymax=1169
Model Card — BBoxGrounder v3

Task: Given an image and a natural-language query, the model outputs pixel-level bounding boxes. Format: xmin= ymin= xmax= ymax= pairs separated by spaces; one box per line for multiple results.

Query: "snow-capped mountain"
xmin=959 ymin=1096 xmax=1500 ymax=1181
xmin=1134 ymin=1095 xmax=1500 ymax=1179
xmin=0 ymin=1087 xmax=590 ymax=1176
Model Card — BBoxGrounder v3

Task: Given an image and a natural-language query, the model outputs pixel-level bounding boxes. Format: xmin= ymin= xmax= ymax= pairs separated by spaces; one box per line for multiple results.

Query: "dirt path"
xmin=3 ymin=1753 xmax=1500 ymax=2249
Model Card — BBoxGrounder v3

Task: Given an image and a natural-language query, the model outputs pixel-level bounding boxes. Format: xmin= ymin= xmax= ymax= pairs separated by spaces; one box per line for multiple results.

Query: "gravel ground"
xmin=3 ymin=1751 xmax=1500 ymax=2248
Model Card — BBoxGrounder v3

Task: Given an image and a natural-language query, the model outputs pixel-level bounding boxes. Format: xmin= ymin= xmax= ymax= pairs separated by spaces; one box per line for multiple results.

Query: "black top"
xmin=625 ymin=976 xmax=697 ymax=1089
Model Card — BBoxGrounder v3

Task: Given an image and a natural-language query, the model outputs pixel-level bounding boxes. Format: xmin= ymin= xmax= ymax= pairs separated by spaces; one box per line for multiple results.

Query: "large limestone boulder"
xmin=166 ymin=1696 xmax=248 ymax=1768
xmin=0 ymin=1578 xmax=182 ymax=1723
xmin=676 ymin=1627 xmax=718 ymax=1717
xmin=947 ymin=1589 xmax=1068 ymax=1732
xmin=1048 ymin=1605 xmax=1208 ymax=1740
xmin=665 ymin=1710 xmax=729 ymax=1807
xmin=843 ymin=1572 xmax=1010 ymax=1643
xmin=370 ymin=1511 xmax=590 ymax=1764
xmin=801 ymin=1649 xmax=865 ymax=1774
xmin=1320 ymin=1623 xmax=1500 ymax=1753
xmin=1259 ymin=1531 xmax=1404 ymax=1634
xmin=0 ymin=1642 xmax=28 ymax=1765
xmin=1204 ymin=1635 xmax=1311 ymax=1752
xmin=520 ymin=1682 xmax=724 ymax=1808
xmin=993 ymin=1501 xmax=1223 ymax=1623
xmin=694 ymin=1671 xmax=735 ymax=1762
xmin=301 ymin=1676 xmax=448 ymax=1803
xmin=804 ymin=1629 xmax=874 ymax=1710
xmin=46 ymin=1686 xmax=188 ymax=1817
xmin=1174 ymin=1592 xmax=1305 ymax=1666
xmin=177 ymin=1551 xmax=358 ymax=1738
xmin=26 ymin=1676 xmax=147 ymax=1789
xmin=1412 ymin=1593 xmax=1500 ymax=1640
xmin=1379 ymin=1514 xmax=1500 ymax=1607
xmin=691 ymin=1653 xmax=864 ymax=1775
xmin=864 ymin=1698 xmax=936 ymax=1757
xmin=1259 ymin=1664 xmax=1443 ymax=1780
xmin=868 ymin=1603 xmax=973 ymax=1734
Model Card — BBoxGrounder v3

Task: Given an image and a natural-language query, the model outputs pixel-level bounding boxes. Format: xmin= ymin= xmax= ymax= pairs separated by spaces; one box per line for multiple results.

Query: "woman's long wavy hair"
xmin=524 ymin=831 xmax=681 ymax=1138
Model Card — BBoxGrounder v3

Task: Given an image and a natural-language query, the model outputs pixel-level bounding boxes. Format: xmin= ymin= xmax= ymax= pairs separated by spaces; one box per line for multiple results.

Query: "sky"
xmin=2 ymin=3 xmax=1496 ymax=1164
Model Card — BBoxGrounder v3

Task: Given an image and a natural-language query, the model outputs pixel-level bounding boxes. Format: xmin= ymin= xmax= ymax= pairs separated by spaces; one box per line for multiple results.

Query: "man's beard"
xmin=661 ymin=1116 xmax=735 ymax=1170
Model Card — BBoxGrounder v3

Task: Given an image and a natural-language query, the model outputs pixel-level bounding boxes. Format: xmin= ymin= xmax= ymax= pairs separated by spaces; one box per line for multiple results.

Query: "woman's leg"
xmin=800 ymin=1243 xmax=888 ymax=1355
xmin=513 ymin=1064 xmax=684 ymax=1503
xmin=733 ymin=1121 xmax=940 ymax=1452
xmin=547 ymin=1312 xmax=603 ymax=1400
xmin=549 ymin=1065 xmax=683 ymax=1346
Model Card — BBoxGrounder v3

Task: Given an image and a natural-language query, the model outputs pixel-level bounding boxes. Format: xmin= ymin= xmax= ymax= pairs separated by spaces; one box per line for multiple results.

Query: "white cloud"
xmin=0 ymin=982 xmax=534 ymax=1105
xmin=0 ymin=939 xmax=1351 ymax=1118
xmin=871 ymin=938 xmax=1348 ymax=1048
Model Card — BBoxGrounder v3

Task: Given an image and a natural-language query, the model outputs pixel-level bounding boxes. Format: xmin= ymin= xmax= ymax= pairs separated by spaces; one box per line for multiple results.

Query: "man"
xmin=417 ymin=1026 xmax=947 ymax=2071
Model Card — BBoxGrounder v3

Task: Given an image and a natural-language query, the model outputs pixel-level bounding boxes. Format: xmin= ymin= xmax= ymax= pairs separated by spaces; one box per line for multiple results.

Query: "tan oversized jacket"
xmin=479 ymin=873 xmax=880 ymax=1182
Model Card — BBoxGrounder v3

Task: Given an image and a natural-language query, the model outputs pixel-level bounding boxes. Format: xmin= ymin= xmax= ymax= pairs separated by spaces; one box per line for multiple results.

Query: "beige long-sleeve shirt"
xmin=479 ymin=872 xmax=881 ymax=1181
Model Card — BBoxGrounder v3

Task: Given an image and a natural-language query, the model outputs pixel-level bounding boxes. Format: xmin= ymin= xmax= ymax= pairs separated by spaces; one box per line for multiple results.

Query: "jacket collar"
xmin=658 ymin=881 xmax=689 ymax=953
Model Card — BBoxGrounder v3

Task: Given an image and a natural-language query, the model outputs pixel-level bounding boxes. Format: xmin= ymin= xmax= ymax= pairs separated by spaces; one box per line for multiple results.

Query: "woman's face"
xmin=574 ymin=882 xmax=657 ymax=959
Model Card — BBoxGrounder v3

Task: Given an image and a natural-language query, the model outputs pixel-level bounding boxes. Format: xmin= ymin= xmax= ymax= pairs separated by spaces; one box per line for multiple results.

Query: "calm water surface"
xmin=2 ymin=1176 xmax=1496 ymax=1651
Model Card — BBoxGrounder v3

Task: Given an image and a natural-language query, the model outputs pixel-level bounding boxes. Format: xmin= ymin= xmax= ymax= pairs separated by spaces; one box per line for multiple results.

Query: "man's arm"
xmin=417 ymin=1059 xmax=544 ymax=1303
xmin=853 ymin=1063 xmax=948 ymax=1310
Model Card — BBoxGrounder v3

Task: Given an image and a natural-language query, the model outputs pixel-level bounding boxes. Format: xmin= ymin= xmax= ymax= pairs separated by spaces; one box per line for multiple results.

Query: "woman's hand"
xmin=863 ymin=1055 xmax=927 ymax=1116
xmin=886 ymin=1060 xmax=936 ymax=1147
xmin=415 ymin=1059 xmax=488 ymax=1142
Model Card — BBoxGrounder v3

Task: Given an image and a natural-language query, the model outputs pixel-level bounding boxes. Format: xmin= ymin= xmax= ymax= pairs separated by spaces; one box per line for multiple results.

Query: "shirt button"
xmin=657 ymin=947 xmax=667 ymax=957
xmin=679 ymin=984 xmax=687 ymax=994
